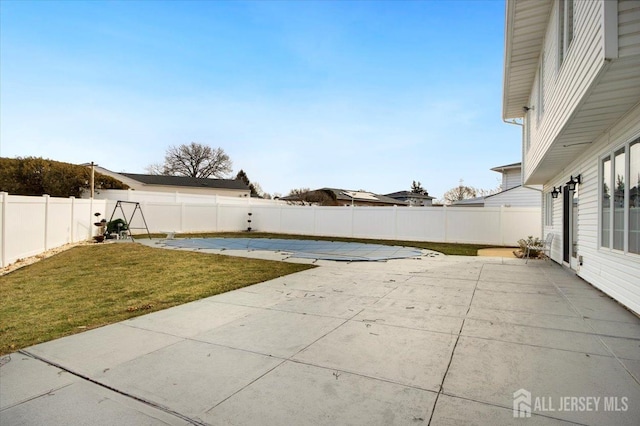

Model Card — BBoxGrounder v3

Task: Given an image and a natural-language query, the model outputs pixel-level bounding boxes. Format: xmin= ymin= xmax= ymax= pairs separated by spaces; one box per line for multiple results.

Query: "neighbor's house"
xmin=87 ymin=165 xmax=251 ymax=198
xmin=281 ymin=188 xmax=406 ymax=207
xmin=384 ymin=191 xmax=435 ymax=206
xmin=453 ymin=162 xmax=542 ymax=207
xmin=503 ymin=0 xmax=640 ymax=314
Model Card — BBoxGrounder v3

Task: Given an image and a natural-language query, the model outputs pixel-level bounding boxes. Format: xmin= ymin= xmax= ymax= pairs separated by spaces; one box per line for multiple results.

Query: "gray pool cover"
xmin=163 ymin=238 xmax=423 ymax=261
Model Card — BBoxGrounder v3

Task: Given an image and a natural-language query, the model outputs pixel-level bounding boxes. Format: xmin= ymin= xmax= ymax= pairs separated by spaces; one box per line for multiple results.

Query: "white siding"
xmin=543 ymin=102 xmax=640 ymax=315
xmin=485 ymin=186 xmax=542 ymax=208
xmin=503 ymin=169 xmax=522 ymax=190
xmin=619 ymin=0 xmax=640 ymax=57
xmin=525 ymin=0 xmax=606 ymax=182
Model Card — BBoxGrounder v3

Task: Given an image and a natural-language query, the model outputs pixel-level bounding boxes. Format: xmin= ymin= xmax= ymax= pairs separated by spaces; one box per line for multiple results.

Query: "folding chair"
xmin=525 ymin=233 xmax=554 ymax=264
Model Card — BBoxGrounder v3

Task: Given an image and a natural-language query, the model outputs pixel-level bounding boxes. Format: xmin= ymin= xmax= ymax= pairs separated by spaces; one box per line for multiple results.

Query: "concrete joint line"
xmin=17 ymin=350 xmax=205 ymax=426
xmin=427 ymin=264 xmax=483 ymax=425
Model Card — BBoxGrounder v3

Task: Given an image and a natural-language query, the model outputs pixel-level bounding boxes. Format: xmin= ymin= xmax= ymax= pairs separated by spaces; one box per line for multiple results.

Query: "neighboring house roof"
xmin=385 ymin=191 xmax=435 ymax=200
xmin=119 ymin=173 xmax=249 ymax=190
xmin=490 ymin=162 xmax=521 ymax=173
xmin=326 ymin=188 xmax=405 ymax=205
xmin=282 ymin=188 xmax=405 ymax=206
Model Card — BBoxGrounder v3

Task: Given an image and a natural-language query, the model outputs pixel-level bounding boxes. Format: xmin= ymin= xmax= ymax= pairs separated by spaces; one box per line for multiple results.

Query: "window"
xmin=601 ymin=156 xmax=611 ymax=247
xmin=545 ymin=192 xmax=554 ymax=226
xmin=614 ymin=148 xmax=625 ymax=250
xmin=630 ymin=140 xmax=640 ymax=254
xmin=559 ymin=0 xmax=574 ymax=66
xmin=601 ymin=137 xmax=640 ymax=254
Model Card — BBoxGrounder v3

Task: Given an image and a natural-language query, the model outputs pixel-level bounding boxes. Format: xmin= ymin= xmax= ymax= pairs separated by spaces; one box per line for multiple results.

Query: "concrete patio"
xmin=1 ymin=248 xmax=639 ymax=425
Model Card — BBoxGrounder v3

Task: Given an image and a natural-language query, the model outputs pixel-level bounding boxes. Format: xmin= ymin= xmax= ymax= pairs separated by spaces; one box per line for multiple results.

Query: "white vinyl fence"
xmin=1 ymin=192 xmax=541 ymax=267
xmin=0 ymin=193 xmax=108 ymax=267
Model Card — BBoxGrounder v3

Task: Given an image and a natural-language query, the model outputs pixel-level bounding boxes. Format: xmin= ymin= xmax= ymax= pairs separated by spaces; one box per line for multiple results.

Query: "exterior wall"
xmin=542 ymin=103 xmax=640 ymax=315
xmin=485 ymin=186 xmax=542 ymax=208
xmin=503 ymin=168 xmax=522 ymax=190
xmin=524 ymin=0 xmax=606 ymax=182
xmin=619 ymin=0 xmax=640 ymax=57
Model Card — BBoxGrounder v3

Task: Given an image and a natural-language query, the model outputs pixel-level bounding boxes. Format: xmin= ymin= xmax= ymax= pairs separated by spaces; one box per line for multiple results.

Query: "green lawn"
xmin=148 ymin=231 xmax=507 ymax=256
xmin=0 ymin=243 xmax=313 ymax=355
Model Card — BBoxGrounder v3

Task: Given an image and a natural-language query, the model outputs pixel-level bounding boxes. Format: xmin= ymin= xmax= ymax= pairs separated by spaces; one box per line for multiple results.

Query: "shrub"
xmin=517 ymin=236 xmax=543 ymax=258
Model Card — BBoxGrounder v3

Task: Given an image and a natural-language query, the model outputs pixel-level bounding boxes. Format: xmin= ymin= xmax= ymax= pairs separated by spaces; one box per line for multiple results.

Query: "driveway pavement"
xmin=1 ymin=247 xmax=639 ymax=425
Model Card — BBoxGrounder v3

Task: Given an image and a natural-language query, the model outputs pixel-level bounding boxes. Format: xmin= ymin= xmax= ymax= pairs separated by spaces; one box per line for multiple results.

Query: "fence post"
xmin=1 ymin=192 xmax=7 ymax=267
xmin=350 ymin=206 xmax=355 ymax=238
xmin=443 ymin=205 xmax=448 ymax=243
xmin=499 ymin=205 xmax=505 ymax=246
xmin=70 ymin=196 xmax=75 ymax=243
xmin=312 ymin=205 xmax=317 ymax=236
xmin=393 ymin=205 xmax=398 ymax=239
xmin=215 ymin=202 xmax=220 ymax=232
xmin=180 ymin=202 xmax=185 ymax=233
xmin=43 ymin=194 xmax=50 ymax=251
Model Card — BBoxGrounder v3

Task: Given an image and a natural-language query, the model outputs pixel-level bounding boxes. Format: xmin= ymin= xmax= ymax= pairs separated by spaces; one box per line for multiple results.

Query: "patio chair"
xmin=525 ymin=233 xmax=554 ymax=264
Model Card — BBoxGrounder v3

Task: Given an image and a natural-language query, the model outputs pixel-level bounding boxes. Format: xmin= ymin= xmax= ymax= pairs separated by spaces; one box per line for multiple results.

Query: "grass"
xmin=148 ymin=231 xmax=508 ymax=256
xmin=0 ymin=243 xmax=313 ymax=355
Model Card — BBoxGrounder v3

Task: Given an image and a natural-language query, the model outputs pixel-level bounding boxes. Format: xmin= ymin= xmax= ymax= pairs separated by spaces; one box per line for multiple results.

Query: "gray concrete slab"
xmin=476 ymin=280 xmax=560 ymax=295
xmin=384 ymin=284 xmax=474 ymax=306
xmin=444 ymin=336 xmax=640 ymax=425
xmin=293 ymin=321 xmax=457 ymax=390
xmin=123 ymin=299 xmax=259 ymax=338
xmin=353 ymin=305 xmax=464 ymax=335
xmin=472 ymin=290 xmax=579 ymax=317
xmin=566 ymin=295 xmax=640 ymax=323
xmin=0 ymin=354 xmax=78 ymax=411
xmin=204 ymin=360 xmax=436 ymax=425
xmin=430 ymin=394 xmax=578 ymax=425
xmin=461 ymin=318 xmax=611 ymax=356
xmin=466 ymin=306 xmax=592 ymax=333
xmin=599 ymin=336 xmax=640 ymax=360
xmin=584 ymin=318 xmax=640 ymax=339
xmin=0 ymin=380 xmax=189 ymax=426
xmin=269 ymin=292 xmax=379 ymax=319
xmin=96 ymin=339 xmax=283 ymax=420
xmin=194 ymin=309 xmax=345 ymax=358
xmin=25 ymin=324 xmax=184 ymax=376
xmin=6 ymin=246 xmax=640 ymax=425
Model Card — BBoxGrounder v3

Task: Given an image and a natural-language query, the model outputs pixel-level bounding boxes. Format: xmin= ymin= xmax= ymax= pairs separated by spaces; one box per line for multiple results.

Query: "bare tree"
xmin=286 ymin=188 xmax=336 ymax=206
xmin=148 ymin=143 xmax=232 ymax=178
xmin=442 ymin=180 xmax=477 ymax=204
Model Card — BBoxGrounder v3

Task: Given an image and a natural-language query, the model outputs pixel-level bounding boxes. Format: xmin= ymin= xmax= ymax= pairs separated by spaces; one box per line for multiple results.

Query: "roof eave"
xmin=502 ymin=0 xmax=553 ymax=120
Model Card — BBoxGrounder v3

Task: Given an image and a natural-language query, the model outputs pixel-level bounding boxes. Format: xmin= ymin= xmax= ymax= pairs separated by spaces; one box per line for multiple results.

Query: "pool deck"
xmin=1 ymin=243 xmax=639 ymax=425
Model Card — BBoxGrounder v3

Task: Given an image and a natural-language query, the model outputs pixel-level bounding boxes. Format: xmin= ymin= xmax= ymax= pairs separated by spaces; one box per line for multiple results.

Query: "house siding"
xmin=525 ymin=0 xmax=606 ymax=183
xmin=542 ymin=102 xmax=640 ymax=315
xmin=619 ymin=0 xmax=640 ymax=57
xmin=503 ymin=169 xmax=522 ymax=190
xmin=485 ymin=186 xmax=542 ymax=208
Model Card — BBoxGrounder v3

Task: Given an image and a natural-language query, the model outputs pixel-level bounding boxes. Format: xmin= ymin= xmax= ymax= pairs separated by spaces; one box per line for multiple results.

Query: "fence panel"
xmin=1 ymin=193 xmax=542 ymax=267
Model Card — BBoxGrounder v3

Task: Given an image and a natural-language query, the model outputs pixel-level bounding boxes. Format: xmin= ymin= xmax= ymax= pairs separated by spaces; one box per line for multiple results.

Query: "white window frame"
xmin=600 ymin=134 xmax=640 ymax=256
xmin=545 ymin=192 xmax=554 ymax=226
xmin=558 ymin=0 xmax=574 ymax=68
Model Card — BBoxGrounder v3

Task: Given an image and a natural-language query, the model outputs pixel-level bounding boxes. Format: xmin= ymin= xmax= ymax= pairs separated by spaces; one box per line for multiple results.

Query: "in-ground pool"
xmin=162 ymin=237 xmax=425 ymax=262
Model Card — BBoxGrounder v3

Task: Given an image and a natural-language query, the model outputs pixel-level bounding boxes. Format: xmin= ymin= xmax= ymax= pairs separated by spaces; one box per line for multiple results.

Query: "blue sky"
xmin=0 ymin=0 xmax=520 ymax=199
